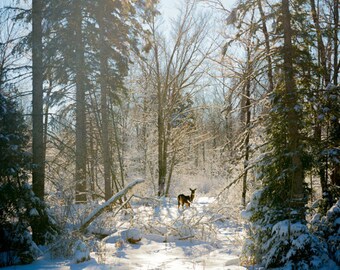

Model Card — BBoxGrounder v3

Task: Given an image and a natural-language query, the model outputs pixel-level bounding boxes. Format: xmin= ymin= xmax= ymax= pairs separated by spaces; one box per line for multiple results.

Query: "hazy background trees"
xmin=0 ymin=0 xmax=339 ymax=267
xmin=1 ymin=0 xmax=338 ymax=209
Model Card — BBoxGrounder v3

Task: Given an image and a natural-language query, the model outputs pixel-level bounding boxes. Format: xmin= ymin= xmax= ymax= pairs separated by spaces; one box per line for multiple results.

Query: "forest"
xmin=0 ymin=0 xmax=339 ymax=269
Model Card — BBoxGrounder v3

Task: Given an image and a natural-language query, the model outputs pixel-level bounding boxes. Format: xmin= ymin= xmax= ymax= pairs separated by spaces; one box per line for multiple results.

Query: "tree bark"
xmin=165 ymin=153 xmax=176 ymax=197
xmin=157 ymin=97 xmax=167 ymax=197
xmin=97 ymin=10 xmax=112 ymax=201
xmin=333 ymin=0 xmax=338 ymax=85
xmin=330 ymin=1 xmax=340 ymax=189
xmin=257 ymin=0 xmax=274 ymax=94
xmin=74 ymin=0 xmax=87 ymax=203
xmin=153 ymin=32 xmax=166 ymax=197
xmin=310 ymin=0 xmax=333 ymax=210
xmin=310 ymin=0 xmax=330 ymax=85
xmin=282 ymin=0 xmax=305 ymax=217
xmin=32 ymin=0 xmax=45 ymax=200
xmin=112 ymin=113 xmax=126 ymax=189
xmin=242 ymin=47 xmax=252 ymax=208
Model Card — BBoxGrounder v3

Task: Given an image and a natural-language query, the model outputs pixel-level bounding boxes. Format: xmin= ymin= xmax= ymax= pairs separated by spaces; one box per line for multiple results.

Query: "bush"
xmin=311 ymin=199 xmax=340 ymax=266
xmin=0 ymin=92 xmax=58 ymax=266
xmin=241 ymin=189 xmax=334 ymax=269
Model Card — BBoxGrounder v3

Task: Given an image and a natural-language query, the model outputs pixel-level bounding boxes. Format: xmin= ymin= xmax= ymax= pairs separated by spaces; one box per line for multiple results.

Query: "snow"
xmin=294 ymin=104 xmax=302 ymax=112
xmin=3 ymin=196 xmax=246 ymax=270
xmin=73 ymin=240 xmax=90 ymax=264
xmin=325 ymin=83 xmax=336 ymax=91
xmin=29 ymin=208 xmax=39 ymax=217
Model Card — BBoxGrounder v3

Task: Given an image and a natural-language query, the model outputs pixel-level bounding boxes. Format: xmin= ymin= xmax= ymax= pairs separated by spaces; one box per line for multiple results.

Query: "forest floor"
xmin=5 ymin=197 xmax=247 ymax=269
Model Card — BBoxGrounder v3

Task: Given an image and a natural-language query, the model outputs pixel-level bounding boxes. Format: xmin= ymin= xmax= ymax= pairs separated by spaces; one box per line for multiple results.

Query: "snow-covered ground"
xmin=4 ymin=197 xmax=246 ymax=269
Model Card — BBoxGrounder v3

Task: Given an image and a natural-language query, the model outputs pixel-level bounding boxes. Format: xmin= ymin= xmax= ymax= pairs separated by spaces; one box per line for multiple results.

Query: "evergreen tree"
xmin=236 ymin=0 xmax=338 ymax=267
xmin=0 ymin=92 xmax=58 ymax=266
xmin=43 ymin=0 xmax=158 ymax=201
xmin=73 ymin=0 xmax=88 ymax=204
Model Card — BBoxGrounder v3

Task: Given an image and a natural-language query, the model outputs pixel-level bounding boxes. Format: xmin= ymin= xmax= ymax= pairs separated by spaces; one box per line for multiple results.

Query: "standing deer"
xmin=177 ymin=188 xmax=196 ymax=209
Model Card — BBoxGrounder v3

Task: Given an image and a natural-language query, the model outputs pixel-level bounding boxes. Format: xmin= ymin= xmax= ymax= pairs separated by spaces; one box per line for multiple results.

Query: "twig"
xmin=178 ymin=235 xmax=195 ymax=240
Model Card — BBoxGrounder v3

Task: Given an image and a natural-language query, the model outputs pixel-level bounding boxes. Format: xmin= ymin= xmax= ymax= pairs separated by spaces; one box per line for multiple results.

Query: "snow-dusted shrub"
xmin=0 ymin=93 xmax=58 ymax=266
xmin=171 ymin=208 xmax=218 ymax=242
xmin=0 ymin=222 xmax=42 ymax=266
xmin=238 ymin=86 xmax=335 ymax=268
xmin=48 ymin=231 xmax=78 ymax=259
xmin=241 ymin=189 xmax=333 ymax=269
xmin=311 ymin=199 xmax=340 ymax=266
xmin=264 ymin=220 xmax=331 ymax=269
xmin=73 ymin=240 xmax=90 ymax=263
xmin=133 ymin=198 xmax=218 ymax=243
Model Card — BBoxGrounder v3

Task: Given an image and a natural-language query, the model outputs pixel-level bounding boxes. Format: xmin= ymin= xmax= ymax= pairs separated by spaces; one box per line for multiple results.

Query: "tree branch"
xmin=79 ymin=179 xmax=144 ymax=232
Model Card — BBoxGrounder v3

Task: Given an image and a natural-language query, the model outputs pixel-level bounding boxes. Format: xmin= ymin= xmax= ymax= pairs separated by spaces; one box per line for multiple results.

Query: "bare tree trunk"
xmin=310 ymin=0 xmax=334 ymax=210
xmin=257 ymin=0 xmax=273 ymax=94
xmin=282 ymin=0 xmax=305 ymax=217
xmin=31 ymin=0 xmax=47 ymax=245
xmin=202 ymin=141 xmax=206 ymax=169
xmin=74 ymin=0 xmax=87 ymax=203
xmin=142 ymin=100 xmax=148 ymax=178
xmin=108 ymin=103 xmax=121 ymax=194
xmin=242 ymin=47 xmax=252 ymax=208
xmin=310 ymin=0 xmax=330 ymax=85
xmin=32 ymin=0 xmax=45 ymax=201
xmin=165 ymin=153 xmax=176 ymax=197
xmin=112 ymin=113 xmax=125 ymax=188
xmin=157 ymin=108 xmax=167 ymax=197
xmin=330 ymin=0 xmax=340 ymax=189
xmin=88 ymin=121 xmax=97 ymax=200
xmin=154 ymin=31 xmax=166 ymax=197
xmin=97 ymin=12 xmax=112 ymax=201
xmin=333 ymin=0 xmax=338 ymax=85
xmin=43 ymin=78 xmax=53 ymax=158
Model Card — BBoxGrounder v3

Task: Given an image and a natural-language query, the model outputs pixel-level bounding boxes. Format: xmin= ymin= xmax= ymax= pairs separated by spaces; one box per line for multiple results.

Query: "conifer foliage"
xmin=0 ymin=93 xmax=58 ymax=266
xmin=232 ymin=0 xmax=340 ymax=268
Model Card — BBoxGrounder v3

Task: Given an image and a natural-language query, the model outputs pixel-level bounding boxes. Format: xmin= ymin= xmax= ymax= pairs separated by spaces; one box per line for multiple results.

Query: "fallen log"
xmin=79 ymin=179 xmax=144 ymax=233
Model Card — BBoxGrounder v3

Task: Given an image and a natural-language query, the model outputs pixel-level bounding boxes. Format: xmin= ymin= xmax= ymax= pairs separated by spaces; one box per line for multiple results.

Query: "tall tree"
xmin=32 ymin=0 xmax=45 ymax=200
xmin=330 ymin=0 xmax=340 ymax=190
xmin=281 ymin=0 xmax=305 ymax=216
xmin=333 ymin=0 xmax=338 ymax=85
xmin=221 ymin=0 xmax=269 ymax=206
xmin=142 ymin=1 xmax=213 ymax=196
xmin=73 ymin=0 xmax=87 ymax=203
xmin=90 ymin=0 xmax=157 ymax=199
xmin=237 ymin=0 xmax=338 ymax=267
xmin=96 ymin=5 xmax=112 ymax=201
xmin=310 ymin=0 xmax=332 ymax=210
xmin=41 ymin=0 xmax=158 ymax=202
xmin=241 ymin=44 xmax=252 ymax=208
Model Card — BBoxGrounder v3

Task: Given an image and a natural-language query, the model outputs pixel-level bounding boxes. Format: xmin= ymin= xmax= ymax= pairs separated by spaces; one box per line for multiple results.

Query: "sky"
xmin=159 ymin=0 xmax=236 ymax=22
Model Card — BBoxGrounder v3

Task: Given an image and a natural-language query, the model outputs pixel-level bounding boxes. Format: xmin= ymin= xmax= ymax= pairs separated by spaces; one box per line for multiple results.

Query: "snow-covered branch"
xmin=79 ymin=179 xmax=144 ymax=232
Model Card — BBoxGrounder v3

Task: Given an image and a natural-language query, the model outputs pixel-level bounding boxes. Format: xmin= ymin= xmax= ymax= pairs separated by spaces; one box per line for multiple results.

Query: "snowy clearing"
xmin=4 ymin=197 xmax=246 ymax=269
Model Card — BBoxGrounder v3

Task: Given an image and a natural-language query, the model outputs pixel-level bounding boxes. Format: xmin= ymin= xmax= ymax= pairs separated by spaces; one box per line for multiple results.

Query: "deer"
xmin=177 ymin=188 xmax=196 ymax=209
